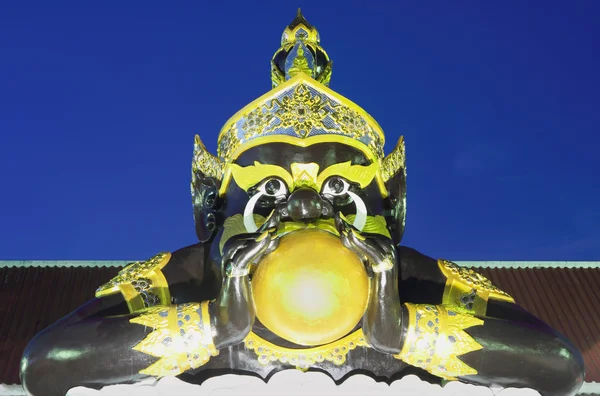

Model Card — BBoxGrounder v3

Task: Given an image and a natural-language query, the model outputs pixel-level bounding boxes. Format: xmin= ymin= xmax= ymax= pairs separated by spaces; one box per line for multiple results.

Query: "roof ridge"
xmin=1 ymin=260 xmax=599 ymax=269
xmin=578 ymin=381 xmax=600 ymax=395
xmin=0 ymin=260 xmax=130 ymax=268
xmin=456 ymin=261 xmax=600 ymax=269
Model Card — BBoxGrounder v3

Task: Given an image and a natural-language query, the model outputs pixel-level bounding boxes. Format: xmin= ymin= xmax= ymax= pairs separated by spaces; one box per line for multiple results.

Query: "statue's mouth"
xmin=219 ymin=212 xmax=391 ymax=257
xmin=273 ymin=218 xmax=339 ymax=238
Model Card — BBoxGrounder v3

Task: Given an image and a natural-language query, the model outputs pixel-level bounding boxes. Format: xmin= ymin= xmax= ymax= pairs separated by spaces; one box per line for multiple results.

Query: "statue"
xmin=20 ymin=9 xmax=584 ymax=396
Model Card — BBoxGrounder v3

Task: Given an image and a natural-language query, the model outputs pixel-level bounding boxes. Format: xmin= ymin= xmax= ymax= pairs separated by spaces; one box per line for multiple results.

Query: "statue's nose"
xmin=286 ymin=188 xmax=323 ymax=222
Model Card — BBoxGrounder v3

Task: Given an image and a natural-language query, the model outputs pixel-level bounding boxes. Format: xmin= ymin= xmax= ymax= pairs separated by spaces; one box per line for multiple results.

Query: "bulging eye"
xmin=322 ymin=177 xmax=350 ymax=197
xmin=259 ymin=178 xmax=288 ymax=199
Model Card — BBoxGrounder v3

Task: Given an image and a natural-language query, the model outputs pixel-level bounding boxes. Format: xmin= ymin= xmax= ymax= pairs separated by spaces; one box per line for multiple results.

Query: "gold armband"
xmin=95 ymin=252 xmax=171 ymax=313
xmin=130 ymin=301 xmax=218 ymax=377
xmin=439 ymin=259 xmax=514 ymax=316
xmin=394 ymin=303 xmax=483 ymax=380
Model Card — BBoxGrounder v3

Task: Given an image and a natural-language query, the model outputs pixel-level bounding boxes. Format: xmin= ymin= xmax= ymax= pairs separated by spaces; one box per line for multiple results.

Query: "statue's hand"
xmin=335 ymin=212 xmax=397 ymax=273
xmin=222 ymin=211 xmax=280 ymax=277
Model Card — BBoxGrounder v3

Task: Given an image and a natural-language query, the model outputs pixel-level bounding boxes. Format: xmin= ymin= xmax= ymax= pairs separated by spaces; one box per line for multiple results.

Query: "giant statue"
xmin=20 ymin=10 xmax=584 ymax=396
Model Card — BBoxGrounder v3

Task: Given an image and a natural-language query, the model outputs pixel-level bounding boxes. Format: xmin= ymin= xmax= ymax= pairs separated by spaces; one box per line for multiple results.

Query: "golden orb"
xmin=252 ymin=229 xmax=369 ymax=346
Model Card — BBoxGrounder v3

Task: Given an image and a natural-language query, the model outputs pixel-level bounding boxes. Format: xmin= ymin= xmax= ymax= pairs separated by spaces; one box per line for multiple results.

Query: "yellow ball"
xmin=252 ymin=229 xmax=369 ymax=346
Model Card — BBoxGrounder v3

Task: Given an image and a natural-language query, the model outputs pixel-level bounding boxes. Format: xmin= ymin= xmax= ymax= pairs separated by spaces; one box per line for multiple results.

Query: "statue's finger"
xmin=335 ymin=211 xmax=354 ymax=234
xmin=235 ymin=232 xmax=272 ymax=269
xmin=222 ymin=238 xmax=250 ymax=263
xmin=254 ymin=236 xmax=280 ymax=266
xmin=374 ymin=235 xmax=397 ymax=257
xmin=258 ymin=210 xmax=281 ymax=233
xmin=348 ymin=229 xmax=383 ymax=264
xmin=340 ymin=229 xmax=354 ymax=251
xmin=264 ymin=236 xmax=280 ymax=255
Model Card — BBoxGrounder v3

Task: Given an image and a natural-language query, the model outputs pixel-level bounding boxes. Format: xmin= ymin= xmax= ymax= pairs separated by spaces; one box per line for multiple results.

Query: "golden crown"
xmin=192 ymin=11 xmax=405 ymax=186
xmin=270 ymin=8 xmax=332 ymax=89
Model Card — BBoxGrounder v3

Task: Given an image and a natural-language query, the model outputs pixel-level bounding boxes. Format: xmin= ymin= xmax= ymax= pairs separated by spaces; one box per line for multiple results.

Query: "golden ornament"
xmin=251 ymin=229 xmax=369 ymax=346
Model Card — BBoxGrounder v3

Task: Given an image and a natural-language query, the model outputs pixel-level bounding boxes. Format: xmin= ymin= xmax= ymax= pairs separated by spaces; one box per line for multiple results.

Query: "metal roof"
xmin=1 ymin=260 xmax=599 ymax=268
xmin=0 ymin=263 xmax=599 ymax=393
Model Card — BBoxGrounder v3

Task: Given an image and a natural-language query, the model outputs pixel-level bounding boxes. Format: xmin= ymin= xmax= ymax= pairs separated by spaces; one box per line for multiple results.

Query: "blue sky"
xmin=0 ymin=1 xmax=598 ymax=260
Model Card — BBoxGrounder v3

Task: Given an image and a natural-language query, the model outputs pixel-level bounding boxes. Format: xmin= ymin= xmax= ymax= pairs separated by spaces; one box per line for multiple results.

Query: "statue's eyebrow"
xmin=228 ymin=162 xmax=294 ymax=192
xmin=226 ymin=161 xmax=379 ymax=194
xmin=316 ymin=162 xmax=378 ymax=190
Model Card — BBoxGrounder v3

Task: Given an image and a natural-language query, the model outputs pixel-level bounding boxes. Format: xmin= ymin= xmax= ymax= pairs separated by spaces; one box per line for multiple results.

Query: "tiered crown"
xmin=192 ymin=10 xmax=405 ymax=186
xmin=271 ymin=8 xmax=332 ymax=88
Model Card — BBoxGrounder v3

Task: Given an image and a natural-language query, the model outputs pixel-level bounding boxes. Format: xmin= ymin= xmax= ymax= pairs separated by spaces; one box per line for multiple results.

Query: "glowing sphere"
xmin=252 ymin=229 xmax=369 ymax=346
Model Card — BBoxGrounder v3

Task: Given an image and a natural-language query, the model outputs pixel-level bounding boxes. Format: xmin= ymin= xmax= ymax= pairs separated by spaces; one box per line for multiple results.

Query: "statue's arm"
xmin=406 ymin=259 xmax=584 ymax=396
xmin=20 ymin=216 xmax=279 ymax=396
xmin=337 ymin=217 xmax=584 ymax=396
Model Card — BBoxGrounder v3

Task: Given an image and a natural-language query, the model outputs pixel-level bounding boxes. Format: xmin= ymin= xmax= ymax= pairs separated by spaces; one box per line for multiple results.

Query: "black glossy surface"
xmin=192 ymin=171 xmax=222 ymax=243
xmin=20 ymin=142 xmax=585 ymax=396
xmin=286 ymin=188 xmax=323 ymax=222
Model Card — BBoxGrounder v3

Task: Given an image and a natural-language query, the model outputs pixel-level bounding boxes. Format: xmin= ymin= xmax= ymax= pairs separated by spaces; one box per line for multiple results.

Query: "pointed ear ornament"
xmin=381 ymin=136 xmax=407 ymax=245
xmin=191 ymin=135 xmax=225 ymax=242
xmin=192 ymin=135 xmax=224 ymax=181
xmin=381 ymin=136 xmax=406 ymax=182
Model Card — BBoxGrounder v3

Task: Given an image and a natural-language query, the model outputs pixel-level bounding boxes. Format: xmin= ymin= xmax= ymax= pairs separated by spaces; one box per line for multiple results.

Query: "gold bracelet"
xmin=130 ymin=302 xmax=219 ymax=377
xmin=394 ymin=303 xmax=484 ymax=380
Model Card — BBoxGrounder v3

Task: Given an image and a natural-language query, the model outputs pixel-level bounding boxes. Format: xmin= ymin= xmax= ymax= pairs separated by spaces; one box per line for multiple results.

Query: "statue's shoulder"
xmin=95 ymin=251 xmax=172 ymax=312
xmin=436 ymin=258 xmax=515 ymax=315
xmin=95 ymin=243 xmax=210 ymax=312
xmin=397 ymin=247 xmax=514 ymax=314
xmin=397 ymin=246 xmax=444 ymax=281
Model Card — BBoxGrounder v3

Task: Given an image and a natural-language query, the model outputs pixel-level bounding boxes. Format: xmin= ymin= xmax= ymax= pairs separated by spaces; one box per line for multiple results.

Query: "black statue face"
xmin=205 ymin=141 xmax=400 ymax=262
xmin=225 ymin=142 xmax=385 ymax=219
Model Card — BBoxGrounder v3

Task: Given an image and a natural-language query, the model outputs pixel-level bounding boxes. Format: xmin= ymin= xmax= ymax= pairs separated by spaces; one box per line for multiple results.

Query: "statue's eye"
xmin=322 ymin=177 xmax=350 ymax=197
xmin=259 ymin=178 xmax=288 ymax=199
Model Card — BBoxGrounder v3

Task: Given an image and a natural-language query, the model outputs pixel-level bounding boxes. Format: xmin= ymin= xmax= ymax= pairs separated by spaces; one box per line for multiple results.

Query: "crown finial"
xmin=287 ymin=8 xmax=314 ymax=34
xmin=270 ymin=9 xmax=332 ymax=88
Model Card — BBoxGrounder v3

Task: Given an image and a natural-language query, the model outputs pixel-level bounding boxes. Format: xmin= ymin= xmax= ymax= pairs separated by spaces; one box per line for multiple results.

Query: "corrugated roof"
xmin=474 ymin=267 xmax=600 ymax=384
xmin=0 ymin=266 xmax=118 ymax=385
xmin=0 ymin=266 xmax=598 ymax=387
xmin=1 ymin=261 xmax=598 ymax=269
xmin=0 ymin=261 xmax=130 ymax=268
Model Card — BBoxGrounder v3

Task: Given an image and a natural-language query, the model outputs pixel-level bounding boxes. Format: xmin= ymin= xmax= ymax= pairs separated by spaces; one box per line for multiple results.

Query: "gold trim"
xmin=287 ymin=47 xmax=313 ymax=79
xmin=244 ymin=329 xmax=367 ymax=369
xmin=192 ymin=135 xmax=224 ymax=180
xmin=217 ymin=134 xmax=388 ymax=197
xmin=381 ymin=136 xmax=406 ymax=182
xmin=95 ymin=252 xmax=172 ymax=313
xmin=316 ymin=161 xmax=378 ymax=190
xmin=272 ymin=9 xmax=329 ymax=88
xmin=290 ymin=162 xmax=320 ymax=190
xmin=229 ymin=162 xmax=294 ymax=192
xmin=281 ymin=10 xmax=320 ymax=47
xmin=270 ymin=61 xmax=286 ymax=88
xmin=317 ymin=61 xmax=332 ymax=87
xmin=130 ymin=302 xmax=218 ymax=377
xmin=439 ymin=259 xmax=514 ymax=316
xmin=395 ymin=303 xmax=484 ymax=380
xmin=217 ymin=73 xmax=385 ymax=162
xmin=227 ymin=160 xmax=379 ymax=195
xmin=201 ymin=300 xmax=214 ymax=340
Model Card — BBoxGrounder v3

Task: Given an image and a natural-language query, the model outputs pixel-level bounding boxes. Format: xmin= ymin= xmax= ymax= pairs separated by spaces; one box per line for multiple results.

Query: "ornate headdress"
xmin=192 ymin=10 xmax=405 ymax=190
